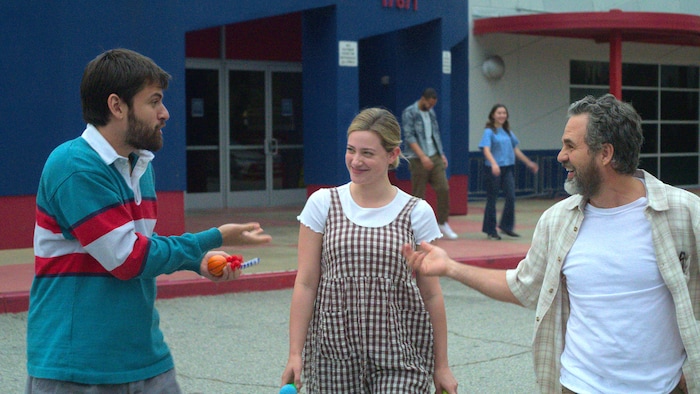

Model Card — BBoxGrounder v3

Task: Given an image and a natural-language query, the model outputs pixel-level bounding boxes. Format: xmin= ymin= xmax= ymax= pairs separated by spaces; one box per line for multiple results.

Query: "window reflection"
xmin=571 ymin=60 xmax=700 ymax=187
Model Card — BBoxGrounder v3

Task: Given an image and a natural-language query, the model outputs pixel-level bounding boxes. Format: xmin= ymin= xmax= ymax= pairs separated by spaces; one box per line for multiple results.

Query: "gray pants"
xmin=25 ymin=368 xmax=182 ymax=394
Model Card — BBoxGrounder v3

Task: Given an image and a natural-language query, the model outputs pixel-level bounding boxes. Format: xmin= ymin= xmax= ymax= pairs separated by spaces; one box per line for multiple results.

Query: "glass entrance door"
xmin=185 ymin=60 xmax=305 ymax=209
xmin=228 ymin=69 xmax=266 ymax=194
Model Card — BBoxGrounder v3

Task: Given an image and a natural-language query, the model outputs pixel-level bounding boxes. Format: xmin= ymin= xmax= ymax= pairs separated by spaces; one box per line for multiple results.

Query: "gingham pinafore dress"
xmin=302 ymin=188 xmax=435 ymax=393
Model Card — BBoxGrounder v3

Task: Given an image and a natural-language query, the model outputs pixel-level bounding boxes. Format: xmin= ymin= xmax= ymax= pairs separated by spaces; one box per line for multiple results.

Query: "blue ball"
xmin=279 ymin=383 xmax=297 ymax=394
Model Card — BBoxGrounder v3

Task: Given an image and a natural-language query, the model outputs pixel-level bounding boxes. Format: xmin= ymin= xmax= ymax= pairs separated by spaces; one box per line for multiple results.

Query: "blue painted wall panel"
xmin=0 ymin=0 xmax=469 ymax=196
xmin=450 ymin=38 xmax=470 ymax=175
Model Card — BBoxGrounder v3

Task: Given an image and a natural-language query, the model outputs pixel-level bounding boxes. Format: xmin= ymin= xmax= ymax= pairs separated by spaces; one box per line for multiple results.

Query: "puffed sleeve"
xmin=297 ymin=188 xmax=331 ymax=234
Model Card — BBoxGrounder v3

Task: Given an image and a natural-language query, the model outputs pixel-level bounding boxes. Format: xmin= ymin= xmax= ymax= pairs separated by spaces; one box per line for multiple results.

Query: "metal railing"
xmin=468 ymin=153 xmax=567 ymax=200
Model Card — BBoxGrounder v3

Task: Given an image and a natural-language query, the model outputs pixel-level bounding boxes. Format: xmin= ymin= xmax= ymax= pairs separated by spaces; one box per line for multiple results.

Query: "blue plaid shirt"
xmin=401 ymin=101 xmax=444 ymax=159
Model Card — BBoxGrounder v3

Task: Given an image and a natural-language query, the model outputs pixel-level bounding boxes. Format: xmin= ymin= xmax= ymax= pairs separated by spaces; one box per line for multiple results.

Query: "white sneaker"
xmin=438 ymin=223 xmax=458 ymax=239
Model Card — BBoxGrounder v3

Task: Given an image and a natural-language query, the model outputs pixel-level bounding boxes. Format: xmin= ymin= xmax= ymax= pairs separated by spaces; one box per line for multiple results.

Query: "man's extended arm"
xmin=402 ymin=242 xmax=522 ymax=305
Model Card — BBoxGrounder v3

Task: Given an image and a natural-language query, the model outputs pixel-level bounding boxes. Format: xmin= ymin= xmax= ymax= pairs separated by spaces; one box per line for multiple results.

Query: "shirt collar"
xmin=638 ymin=169 xmax=669 ymax=211
xmin=563 ymin=169 xmax=667 ymax=212
xmin=81 ymin=124 xmax=155 ymax=165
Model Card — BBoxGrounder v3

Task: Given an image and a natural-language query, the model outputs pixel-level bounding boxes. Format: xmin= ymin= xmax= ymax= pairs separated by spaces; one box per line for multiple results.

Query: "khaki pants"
xmin=409 ymin=155 xmax=450 ymax=224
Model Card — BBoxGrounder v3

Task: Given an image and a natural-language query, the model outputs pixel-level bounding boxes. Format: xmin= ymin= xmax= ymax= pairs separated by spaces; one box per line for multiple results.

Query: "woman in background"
xmin=479 ymin=104 xmax=538 ymax=240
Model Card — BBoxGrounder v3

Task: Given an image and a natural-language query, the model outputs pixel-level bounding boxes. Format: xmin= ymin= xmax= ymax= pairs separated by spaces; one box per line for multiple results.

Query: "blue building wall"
xmin=1 ymin=0 xmax=469 ymax=197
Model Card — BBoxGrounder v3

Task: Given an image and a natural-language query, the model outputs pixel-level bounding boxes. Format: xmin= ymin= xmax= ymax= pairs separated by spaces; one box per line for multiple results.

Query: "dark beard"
xmin=125 ymin=111 xmax=163 ymax=152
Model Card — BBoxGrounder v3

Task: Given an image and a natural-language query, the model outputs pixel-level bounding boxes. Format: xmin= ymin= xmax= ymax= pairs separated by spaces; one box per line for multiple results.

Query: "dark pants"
xmin=482 ymin=164 xmax=515 ymax=235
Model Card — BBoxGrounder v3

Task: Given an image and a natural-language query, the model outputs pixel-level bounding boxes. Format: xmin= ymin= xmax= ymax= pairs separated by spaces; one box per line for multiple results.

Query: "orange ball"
xmin=207 ymin=255 xmax=228 ymax=277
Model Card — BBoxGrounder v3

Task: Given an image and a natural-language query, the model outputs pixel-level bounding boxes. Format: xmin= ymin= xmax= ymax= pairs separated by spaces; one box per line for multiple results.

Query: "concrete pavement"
xmin=0 ymin=198 xmax=554 ymax=313
xmin=0 ymin=279 xmax=538 ymax=393
xmin=0 ymin=197 xmax=553 ymax=392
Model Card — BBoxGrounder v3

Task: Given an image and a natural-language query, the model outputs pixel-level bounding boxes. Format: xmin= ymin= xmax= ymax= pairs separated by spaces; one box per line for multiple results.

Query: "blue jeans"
xmin=482 ymin=165 xmax=515 ymax=235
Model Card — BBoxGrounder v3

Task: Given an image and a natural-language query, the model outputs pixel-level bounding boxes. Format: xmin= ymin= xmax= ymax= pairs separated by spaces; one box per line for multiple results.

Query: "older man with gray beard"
xmin=402 ymin=94 xmax=699 ymax=394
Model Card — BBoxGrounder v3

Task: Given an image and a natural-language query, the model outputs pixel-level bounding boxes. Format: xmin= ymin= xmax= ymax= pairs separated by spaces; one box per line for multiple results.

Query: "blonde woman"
xmin=281 ymin=108 xmax=457 ymax=393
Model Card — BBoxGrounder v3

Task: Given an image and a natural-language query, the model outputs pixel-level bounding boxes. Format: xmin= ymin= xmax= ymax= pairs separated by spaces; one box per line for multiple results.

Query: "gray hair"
xmin=567 ymin=94 xmax=644 ymax=175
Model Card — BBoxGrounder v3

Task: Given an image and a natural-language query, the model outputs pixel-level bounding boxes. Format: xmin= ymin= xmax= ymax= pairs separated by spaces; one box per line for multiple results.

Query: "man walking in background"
xmin=402 ymin=88 xmax=457 ymax=239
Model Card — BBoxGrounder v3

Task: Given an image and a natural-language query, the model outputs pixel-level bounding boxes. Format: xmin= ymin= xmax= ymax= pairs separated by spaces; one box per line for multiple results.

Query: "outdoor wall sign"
xmin=339 ymin=41 xmax=358 ymax=67
xmin=382 ymin=0 xmax=418 ymax=11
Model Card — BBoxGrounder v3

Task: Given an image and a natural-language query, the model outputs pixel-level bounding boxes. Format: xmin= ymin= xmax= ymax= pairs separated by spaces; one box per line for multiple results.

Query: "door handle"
xmin=267 ymin=138 xmax=279 ymax=155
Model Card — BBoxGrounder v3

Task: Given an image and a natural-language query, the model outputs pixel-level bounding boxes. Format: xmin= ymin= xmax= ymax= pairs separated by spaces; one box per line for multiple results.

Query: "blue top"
xmin=479 ymin=127 xmax=519 ymax=167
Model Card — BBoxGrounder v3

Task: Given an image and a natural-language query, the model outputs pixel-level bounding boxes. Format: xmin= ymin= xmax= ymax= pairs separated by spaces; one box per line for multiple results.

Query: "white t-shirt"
xmin=297 ymin=182 xmax=442 ymax=244
xmin=420 ymin=110 xmax=437 ymax=157
xmin=560 ymin=196 xmax=685 ymax=393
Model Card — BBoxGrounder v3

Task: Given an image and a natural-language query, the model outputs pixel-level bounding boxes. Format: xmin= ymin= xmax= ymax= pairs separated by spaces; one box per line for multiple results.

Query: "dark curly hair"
xmin=567 ymin=94 xmax=644 ymax=175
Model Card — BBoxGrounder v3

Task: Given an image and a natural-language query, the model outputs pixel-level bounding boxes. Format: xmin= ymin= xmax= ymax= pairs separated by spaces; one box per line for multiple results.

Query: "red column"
xmin=609 ymin=30 xmax=622 ymax=99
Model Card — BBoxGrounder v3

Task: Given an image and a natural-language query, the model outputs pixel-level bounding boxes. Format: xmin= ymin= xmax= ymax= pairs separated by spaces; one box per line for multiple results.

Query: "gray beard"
xmin=564 ymin=178 xmax=580 ymax=196
xmin=564 ymin=171 xmax=601 ymax=199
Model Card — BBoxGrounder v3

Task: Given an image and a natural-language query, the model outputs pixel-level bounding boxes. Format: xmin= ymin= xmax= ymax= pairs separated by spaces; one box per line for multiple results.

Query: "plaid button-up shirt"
xmin=506 ymin=170 xmax=700 ymax=393
xmin=401 ymin=100 xmax=444 ymax=160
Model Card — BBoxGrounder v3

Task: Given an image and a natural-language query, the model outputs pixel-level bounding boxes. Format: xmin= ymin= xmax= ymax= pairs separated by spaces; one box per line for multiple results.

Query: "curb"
xmin=0 ymin=255 xmax=523 ymax=314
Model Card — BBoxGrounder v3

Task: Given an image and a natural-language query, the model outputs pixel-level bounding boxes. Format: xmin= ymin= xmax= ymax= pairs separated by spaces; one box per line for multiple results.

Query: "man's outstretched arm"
xmin=402 ymin=242 xmax=522 ymax=305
